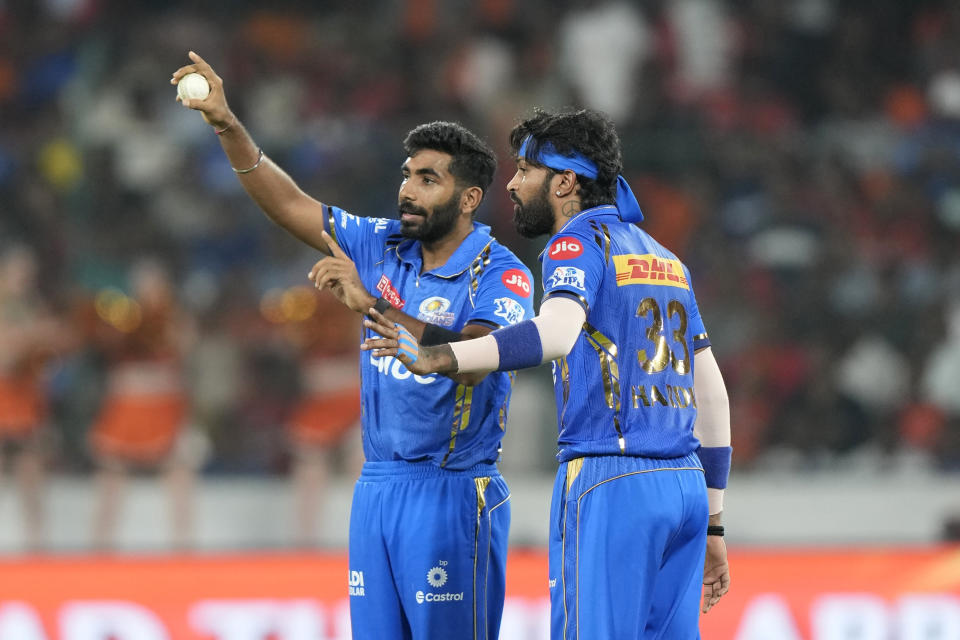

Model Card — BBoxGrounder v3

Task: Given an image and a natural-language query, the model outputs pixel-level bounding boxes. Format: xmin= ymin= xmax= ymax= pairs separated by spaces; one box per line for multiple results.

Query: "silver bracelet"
xmin=233 ymin=148 xmax=264 ymax=174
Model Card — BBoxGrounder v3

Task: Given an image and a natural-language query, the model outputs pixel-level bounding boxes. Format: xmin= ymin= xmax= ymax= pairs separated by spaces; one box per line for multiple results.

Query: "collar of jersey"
xmin=394 ymin=222 xmax=495 ymax=278
xmin=538 ymin=205 xmax=619 ymax=261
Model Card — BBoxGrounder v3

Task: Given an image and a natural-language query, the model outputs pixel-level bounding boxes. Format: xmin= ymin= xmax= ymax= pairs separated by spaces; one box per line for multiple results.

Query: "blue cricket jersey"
xmin=322 ymin=205 xmax=535 ymax=469
xmin=540 ymin=205 xmax=711 ymax=462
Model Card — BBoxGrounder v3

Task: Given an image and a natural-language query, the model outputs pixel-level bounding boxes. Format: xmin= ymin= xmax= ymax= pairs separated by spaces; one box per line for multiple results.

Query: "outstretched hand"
xmin=308 ymin=231 xmax=375 ymax=313
xmin=170 ymin=51 xmax=234 ymax=131
xmin=702 ymin=535 xmax=730 ymax=613
xmin=361 ymin=309 xmax=430 ymax=375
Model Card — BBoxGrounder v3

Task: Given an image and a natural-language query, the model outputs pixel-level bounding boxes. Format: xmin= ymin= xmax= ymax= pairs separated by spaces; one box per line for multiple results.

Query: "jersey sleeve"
xmin=683 ymin=265 xmax=711 ymax=351
xmin=540 ymin=230 xmax=605 ymax=313
xmin=321 ymin=205 xmax=398 ymax=278
xmin=467 ymin=258 xmax=536 ymax=329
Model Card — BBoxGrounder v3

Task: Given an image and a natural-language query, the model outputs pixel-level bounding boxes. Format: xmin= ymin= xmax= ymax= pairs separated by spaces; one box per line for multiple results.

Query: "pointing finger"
xmin=321 ymin=230 xmax=347 ymax=258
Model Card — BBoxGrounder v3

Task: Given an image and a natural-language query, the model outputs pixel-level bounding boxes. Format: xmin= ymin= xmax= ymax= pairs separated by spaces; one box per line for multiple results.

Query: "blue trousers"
xmin=348 ymin=460 xmax=510 ymax=639
xmin=549 ymin=453 xmax=708 ymax=639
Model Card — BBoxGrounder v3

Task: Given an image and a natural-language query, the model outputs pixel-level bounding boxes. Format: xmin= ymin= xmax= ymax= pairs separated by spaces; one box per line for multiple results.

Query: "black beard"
xmin=399 ymin=191 xmax=462 ymax=244
xmin=513 ymin=179 xmax=554 ymax=238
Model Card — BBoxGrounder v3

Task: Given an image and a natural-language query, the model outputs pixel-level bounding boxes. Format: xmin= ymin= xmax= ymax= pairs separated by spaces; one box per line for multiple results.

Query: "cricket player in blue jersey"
xmin=173 ymin=52 xmax=535 ymax=639
xmin=363 ymin=108 xmax=732 ymax=639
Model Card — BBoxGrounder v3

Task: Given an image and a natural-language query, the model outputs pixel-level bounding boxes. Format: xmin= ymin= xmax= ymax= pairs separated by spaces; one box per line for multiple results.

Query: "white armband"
xmin=450 ymin=296 xmax=586 ymax=373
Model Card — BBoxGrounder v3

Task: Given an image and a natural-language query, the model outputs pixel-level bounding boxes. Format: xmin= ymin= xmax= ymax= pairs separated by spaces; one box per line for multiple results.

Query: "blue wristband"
xmin=492 ymin=320 xmax=543 ymax=371
xmin=696 ymin=446 xmax=732 ymax=489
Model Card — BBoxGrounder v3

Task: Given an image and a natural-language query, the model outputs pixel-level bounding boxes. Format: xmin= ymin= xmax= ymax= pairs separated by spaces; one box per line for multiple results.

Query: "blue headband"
xmin=518 ymin=136 xmax=644 ymax=222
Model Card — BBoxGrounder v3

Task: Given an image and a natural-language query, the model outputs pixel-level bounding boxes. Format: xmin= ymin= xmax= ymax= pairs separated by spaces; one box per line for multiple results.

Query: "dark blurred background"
xmin=2 ymin=0 xmax=960 ymax=551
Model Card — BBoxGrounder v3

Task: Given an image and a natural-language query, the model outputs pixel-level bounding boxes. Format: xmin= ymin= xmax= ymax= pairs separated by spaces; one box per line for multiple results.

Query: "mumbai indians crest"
xmin=494 ymin=297 xmax=526 ymax=325
xmin=547 ymin=266 xmax=586 ymax=291
xmin=417 ymin=296 xmax=456 ymax=326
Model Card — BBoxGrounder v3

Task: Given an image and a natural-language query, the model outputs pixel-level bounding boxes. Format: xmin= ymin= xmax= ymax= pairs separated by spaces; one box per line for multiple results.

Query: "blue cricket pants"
xmin=348 ymin=460 xmax=510 ymax=639
xmin=549 ymin=453 xmax=708 ymax=639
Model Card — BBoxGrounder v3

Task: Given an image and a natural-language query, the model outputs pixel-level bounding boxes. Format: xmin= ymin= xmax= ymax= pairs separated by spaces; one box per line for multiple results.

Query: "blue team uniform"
xmin=322 ymin=206 xmax=535 ymax=639
xmin=540 ymin=205 xmax=711 ymax=639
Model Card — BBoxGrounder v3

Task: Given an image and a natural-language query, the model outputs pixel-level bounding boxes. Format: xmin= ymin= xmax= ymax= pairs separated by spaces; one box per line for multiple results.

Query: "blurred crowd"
xmin=2 ymin=0 xmax=960 ymax=545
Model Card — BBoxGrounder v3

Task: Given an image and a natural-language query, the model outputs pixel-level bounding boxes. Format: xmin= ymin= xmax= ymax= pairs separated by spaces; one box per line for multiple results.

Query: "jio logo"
xmin=548 ymin=237 xmax=583 ymax=260
xmin=501 ymin=269 xmax=531 ymax=297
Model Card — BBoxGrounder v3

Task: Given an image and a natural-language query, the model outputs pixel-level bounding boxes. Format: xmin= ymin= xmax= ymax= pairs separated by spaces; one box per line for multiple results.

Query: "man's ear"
xmin=461 ymin=186 xmax=484 ymax=216
xmin=554 ymin=170 xmax=579 ymax=198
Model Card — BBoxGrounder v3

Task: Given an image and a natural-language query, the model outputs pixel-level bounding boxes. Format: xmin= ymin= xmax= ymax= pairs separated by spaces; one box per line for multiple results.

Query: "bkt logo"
xmin=370 ymin=353 xmax=436 ymax=384
xmin=548 ymin=237 xmax=583 ymax=260
xmin=415 ymin=591 xmax=464 ymax=604
xmin=349 ymin=570 xmax=365 ymax=597
xmin=501 ymin=269 xmax=531 ymax=297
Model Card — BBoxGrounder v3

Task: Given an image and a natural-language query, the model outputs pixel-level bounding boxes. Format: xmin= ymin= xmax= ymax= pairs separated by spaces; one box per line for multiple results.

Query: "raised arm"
xmin=171 ymin=51 xmax=333 ymax=253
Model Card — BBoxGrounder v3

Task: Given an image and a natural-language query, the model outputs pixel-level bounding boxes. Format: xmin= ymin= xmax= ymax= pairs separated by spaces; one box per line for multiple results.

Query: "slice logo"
xmin=348 ymin=570 xmax=365 ymax=597
xmin=612 ymin=254 xmax=689 ymax=290
xmin=494 ymin=297 xmax=526 ymax=325
xmin=375 ymin=275 xmax=406 ymax=309
xmin=548 ymin=237 xmax=583 ymax=260
xmin=501 ymin=269 xmax=531 ymax=297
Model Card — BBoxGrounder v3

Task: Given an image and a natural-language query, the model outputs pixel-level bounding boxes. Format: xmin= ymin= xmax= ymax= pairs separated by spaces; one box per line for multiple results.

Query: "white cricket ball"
xmin=177 ymin=72 xmax=210 ymax=101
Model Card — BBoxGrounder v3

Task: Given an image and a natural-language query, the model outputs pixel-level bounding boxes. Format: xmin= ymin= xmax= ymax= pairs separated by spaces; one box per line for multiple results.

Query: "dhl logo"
xmin=612 ymin=254 xmax=689 ymax=289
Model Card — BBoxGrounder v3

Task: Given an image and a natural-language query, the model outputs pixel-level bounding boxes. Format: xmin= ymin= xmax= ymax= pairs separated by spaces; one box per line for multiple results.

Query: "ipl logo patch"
xmin=494 ymin=297 xmax=526 ymax=325
xmin=417 ymin=296 xmax=455 ymax=326
xmin=547 ymin=266 xmax=586 ymax=291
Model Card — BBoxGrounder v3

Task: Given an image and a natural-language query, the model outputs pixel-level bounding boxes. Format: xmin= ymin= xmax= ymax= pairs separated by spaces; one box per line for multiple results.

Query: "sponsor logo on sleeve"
xmin=547 ymin=237 xmax=583 ymax=260
xmin=547 ymin=266 xmax=586 ymax=291
xmin=612 ymin=254 xmax=689 ymax=289
xmin=375 ymin=275 xmax=406 ymax=309
xmin=501 ymin=269 xmax=532 ymax=297
xmin=494 ymin=297 xmax=526 ymax=325
xmin=417 ymin=296 xmax=455 ymax=326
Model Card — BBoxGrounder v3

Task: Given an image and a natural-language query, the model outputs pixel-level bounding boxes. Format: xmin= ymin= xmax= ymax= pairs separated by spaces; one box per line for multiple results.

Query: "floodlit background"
xmin=1 ymin=0 xmax=959 ymax=638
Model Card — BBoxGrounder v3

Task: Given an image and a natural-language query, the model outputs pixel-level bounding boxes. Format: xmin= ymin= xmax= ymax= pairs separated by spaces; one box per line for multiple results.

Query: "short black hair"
xmin=403 ymin=122 xmax=497 ymax=196
xmin=509 ymin=108 xmax=621 ymax=210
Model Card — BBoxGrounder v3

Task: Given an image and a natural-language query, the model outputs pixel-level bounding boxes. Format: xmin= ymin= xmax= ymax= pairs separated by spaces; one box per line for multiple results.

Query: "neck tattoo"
xmin=561 ymin=200 xmax=582 ymax=218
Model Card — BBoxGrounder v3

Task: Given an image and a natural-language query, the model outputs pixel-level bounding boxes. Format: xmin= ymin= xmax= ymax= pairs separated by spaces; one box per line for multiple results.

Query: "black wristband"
xmin=421 ymin=323 xmax=462 ymax=346
xmin=707 ymin=525 xmax=725 ymax=537
xmin=372 ymin=297 xmax=392 ymax=314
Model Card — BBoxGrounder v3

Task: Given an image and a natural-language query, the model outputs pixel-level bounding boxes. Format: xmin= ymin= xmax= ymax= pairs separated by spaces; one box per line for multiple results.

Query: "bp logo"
xmin=427 ymin=566 xmax=448 ymax=588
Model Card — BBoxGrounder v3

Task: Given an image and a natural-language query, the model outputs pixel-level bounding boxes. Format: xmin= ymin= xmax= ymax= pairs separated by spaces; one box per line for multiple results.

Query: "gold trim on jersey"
xmin=471 ymin=477 xmax=509 ymax=639
xmin=441 ymin=384 xmax=473 ymax=467
xmin=468 ymin=245 xmax=493 ymax=295
xmin=498 ymin=371 xmax=516 ymax=432
xmin=566 ymin=458 xmax=584 ymax=493
xmin=583 ymin=322 xmax=625 ymax=452
xmin=324 ymin=206 xmax=340 ymax=247
xmin=557 ymin=356 xmax=571 ymax=430
xmin=589 ymin=220 xmax=612 ymax=263
xmin=475 ymin=476 xmax=491 ymax=514
xmin=693 ymin=332 xmax=709 ymax=342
